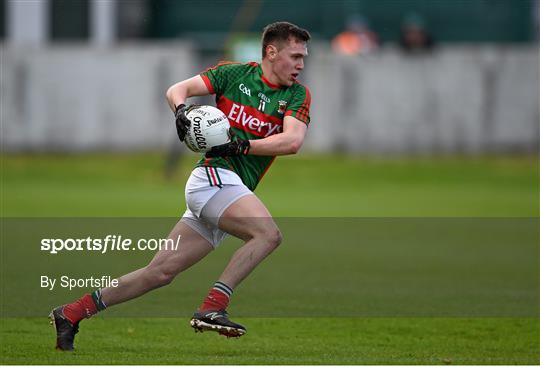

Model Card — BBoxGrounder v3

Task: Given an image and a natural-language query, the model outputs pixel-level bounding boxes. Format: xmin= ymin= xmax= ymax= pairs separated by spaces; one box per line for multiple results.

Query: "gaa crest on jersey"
xmin=278 ymin=100 xmax=287 ymax=114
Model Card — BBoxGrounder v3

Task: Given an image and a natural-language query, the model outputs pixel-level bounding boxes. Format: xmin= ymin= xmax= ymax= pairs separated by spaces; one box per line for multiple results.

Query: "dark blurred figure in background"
xmin=399 ymin=13 xmax=435 ymax=53
xmin=332 ymin=14 xmax=379 ymax=56
xmin=163 ymin=139 xmax=184 ymax=180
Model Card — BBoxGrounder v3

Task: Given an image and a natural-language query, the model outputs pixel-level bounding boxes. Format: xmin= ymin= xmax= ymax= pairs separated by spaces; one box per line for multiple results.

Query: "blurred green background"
xmin=2 ymin=153 xmax=538 ymax=217
xmin=15 ymin=0 xmax=535 ymax=43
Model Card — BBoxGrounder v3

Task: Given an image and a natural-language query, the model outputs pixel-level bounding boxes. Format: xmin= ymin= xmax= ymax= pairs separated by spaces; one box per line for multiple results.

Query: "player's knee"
xmin=145 ymin=265 xmax=176 ymax=287
xmin=262 ymin=227 xmax=282 ymax=250
xmin=156 ymin=270 xmax=176 ymax=286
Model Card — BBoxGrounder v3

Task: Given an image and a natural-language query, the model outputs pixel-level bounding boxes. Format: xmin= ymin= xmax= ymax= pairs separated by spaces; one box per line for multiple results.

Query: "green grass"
xmin=1 ymin=318 xmax=539 ymax=364
xmin=1 ymin=153 xmax=538 ymax=216
xmin=1 ymin=153 xmax=539 ymax=364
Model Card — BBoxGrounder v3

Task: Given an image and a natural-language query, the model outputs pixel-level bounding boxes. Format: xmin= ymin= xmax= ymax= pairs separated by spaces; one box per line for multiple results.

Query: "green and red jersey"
xmin=197 ymin=61 xmax=311 ymax=191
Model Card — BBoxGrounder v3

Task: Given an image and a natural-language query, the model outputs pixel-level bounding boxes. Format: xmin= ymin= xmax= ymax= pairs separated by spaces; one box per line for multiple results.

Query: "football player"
xmin=50 ymin=21 xmax=311 ymax=350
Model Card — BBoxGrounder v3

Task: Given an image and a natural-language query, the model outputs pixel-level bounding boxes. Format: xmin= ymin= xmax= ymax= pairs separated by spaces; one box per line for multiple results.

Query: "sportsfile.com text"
xmin=40 ymin=235 xmax=182 ymax=254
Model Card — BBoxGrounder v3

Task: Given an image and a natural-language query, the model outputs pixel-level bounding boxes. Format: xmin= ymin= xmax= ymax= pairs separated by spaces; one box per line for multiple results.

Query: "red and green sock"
xmin=62 ymin=289 xmax=107 ymax=325
xmin=199 ymin=281 xmax=233 ymax=311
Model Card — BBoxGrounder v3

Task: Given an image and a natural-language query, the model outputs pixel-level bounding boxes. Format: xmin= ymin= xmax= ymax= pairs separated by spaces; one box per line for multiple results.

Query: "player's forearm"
xmin=165 ymin=82 xmax=190 ymax=112
xmin=166 ymin=76 xmax=210 ymax=112
xmin=248 ymin=132 xmax=303 ymax=156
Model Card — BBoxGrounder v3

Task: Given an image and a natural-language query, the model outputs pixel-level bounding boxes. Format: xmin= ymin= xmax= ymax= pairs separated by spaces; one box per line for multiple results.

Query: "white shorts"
xmin=181 ymin=167 xmax=253 ymax=248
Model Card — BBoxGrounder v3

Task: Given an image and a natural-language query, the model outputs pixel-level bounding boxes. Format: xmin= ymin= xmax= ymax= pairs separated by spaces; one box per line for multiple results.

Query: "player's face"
xmin=272 ymin=38 xmax=308 ymax=87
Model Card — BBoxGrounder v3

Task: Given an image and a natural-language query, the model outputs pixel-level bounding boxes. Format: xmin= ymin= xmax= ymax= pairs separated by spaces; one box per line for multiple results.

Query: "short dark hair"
xmin=261 ymin=21 xmax=311 ymax=58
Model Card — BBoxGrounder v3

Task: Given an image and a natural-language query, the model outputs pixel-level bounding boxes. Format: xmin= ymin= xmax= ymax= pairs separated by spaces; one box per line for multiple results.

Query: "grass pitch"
xmin=2 ymin=318 xmax=539 ymax=364
xmin=2 ymin=153 xmax=538 ymax=217
xmin=1 ymin=153 xmax=539 ymax=364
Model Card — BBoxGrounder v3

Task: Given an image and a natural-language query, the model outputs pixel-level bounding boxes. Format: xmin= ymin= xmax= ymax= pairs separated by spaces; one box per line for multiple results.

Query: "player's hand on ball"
xmin=174 ymin=104 xmax=198 ymax=142
xmin=205 ymin=136 xmax=250 ymax=157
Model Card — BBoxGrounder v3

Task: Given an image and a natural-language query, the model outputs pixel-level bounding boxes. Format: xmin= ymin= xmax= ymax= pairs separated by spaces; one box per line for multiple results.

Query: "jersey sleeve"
xmin=285 ymin=84 xmax=311 ymax=125
xmin=199 ymin=61 xmax=243 ymax=96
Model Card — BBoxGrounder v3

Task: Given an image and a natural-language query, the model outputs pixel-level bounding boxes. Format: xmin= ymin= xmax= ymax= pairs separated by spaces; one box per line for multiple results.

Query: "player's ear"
xmin=266 ymin=45 xmax=278 ymax=61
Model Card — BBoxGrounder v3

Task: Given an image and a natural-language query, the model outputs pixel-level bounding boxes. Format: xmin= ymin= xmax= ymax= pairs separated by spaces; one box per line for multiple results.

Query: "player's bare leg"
xmin=100 ymin=221 xmax=213 ymax=306
xmin=217 ymin=195 xmax=281 ymax=287
xmin=50 ymin=220 xmax=213 ymax=350
xmin=191 ymin=194 xmax=281 ymax=337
